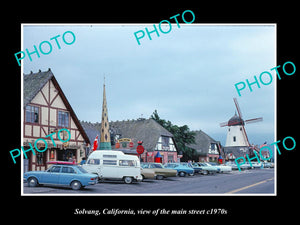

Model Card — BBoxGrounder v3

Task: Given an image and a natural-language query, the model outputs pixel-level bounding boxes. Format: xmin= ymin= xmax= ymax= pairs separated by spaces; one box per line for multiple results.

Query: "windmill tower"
xmin=220 ymin=98 xmax=262 ymax=158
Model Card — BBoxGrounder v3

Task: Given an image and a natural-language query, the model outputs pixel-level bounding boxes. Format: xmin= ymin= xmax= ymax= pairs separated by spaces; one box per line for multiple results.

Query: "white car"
xmin=207 ymin=162 xmax=232 ymax=173
xmin=251 ymin=162 xmax=263 ymax=169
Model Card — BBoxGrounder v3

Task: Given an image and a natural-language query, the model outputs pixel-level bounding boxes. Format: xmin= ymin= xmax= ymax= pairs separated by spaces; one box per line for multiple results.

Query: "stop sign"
xmin=136 ymin=145 xmax=144 ymax=154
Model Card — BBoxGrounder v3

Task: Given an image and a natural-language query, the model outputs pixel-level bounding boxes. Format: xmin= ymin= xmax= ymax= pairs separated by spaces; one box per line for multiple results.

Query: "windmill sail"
xmin=220 ymin=121 xmax=229 ymax=127
xmin=245 ymin=117 xmax=263 ymax=124
xmin=233 ymin=98 xmax=243 ymax=119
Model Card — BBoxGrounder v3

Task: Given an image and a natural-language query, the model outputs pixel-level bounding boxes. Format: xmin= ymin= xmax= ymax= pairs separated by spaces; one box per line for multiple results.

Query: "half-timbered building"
xmin=23 ymin=69 xmax=90 ymax=171
xmin=187 ymin=130 xmax=222 ymax=162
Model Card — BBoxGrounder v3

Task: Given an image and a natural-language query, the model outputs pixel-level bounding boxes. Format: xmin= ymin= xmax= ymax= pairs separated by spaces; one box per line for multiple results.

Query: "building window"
xmin=210 ymin=143 xmax=216 ymax=150
xmin=36 ymin=152 xmax=46 ymax=166
xmin=233 ymin=136 xmax=236 ymax=142
xmin=58 ymin=111 xmax=69 ymax=127
xmin=162 ymin=136 xmax=170 ymax=147
xmin=25 ymin=105 xmax=39 ymax=123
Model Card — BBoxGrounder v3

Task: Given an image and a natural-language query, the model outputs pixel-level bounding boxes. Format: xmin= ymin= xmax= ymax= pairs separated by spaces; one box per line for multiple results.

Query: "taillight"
xmin=90 ymin=177 xmax=96 ymax=180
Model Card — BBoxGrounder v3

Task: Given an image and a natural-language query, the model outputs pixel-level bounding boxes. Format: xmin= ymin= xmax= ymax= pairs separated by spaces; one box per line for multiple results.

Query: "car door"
xmin=101 ymin=159 xmax=119 ymax=179
xmin=44 ymin=165 xmax=61 ymax=184
xmin=60 ymin=166 xmax=77 ymax=185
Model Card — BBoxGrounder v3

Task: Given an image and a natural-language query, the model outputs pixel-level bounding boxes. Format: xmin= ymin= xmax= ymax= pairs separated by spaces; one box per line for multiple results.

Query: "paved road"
xmin=23 ymin=168 xmax=274 ymax=195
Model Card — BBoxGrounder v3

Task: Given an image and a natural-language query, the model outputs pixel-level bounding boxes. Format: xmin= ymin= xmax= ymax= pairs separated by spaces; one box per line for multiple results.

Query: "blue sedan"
xmin=24 ymin=163 xmax=98 ymax=190
xmin=164 ymin=163 xmax=194 ymax=177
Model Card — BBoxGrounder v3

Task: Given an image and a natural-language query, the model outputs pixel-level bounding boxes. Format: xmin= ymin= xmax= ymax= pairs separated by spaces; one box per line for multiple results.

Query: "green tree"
xmin=151 ymin=110 xmax=197 ymax=161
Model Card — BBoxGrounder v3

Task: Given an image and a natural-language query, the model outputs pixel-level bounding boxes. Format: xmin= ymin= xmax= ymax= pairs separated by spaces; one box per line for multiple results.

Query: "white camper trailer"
xmin=82 ymin=150 xmax=142 ymax=184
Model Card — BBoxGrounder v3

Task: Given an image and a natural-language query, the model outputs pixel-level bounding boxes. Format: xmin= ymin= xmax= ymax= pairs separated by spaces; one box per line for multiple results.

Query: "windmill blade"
xmin=245 ymin=117 xmax=263 ymax=124
xmin=220 ymin=121 xmax=229 ymax=127
xmin=233 ymin=98 xmax=243 ymax=119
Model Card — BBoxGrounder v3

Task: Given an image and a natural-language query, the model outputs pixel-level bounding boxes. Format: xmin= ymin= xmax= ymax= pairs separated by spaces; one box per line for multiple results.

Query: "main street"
xmin=23 ymin=168 xmax=274 ymax=195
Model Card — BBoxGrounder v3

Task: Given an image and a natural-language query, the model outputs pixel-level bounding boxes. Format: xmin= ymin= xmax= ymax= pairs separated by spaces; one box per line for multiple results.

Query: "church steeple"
xmin=99 ymin=79 xmax=111 ymax=150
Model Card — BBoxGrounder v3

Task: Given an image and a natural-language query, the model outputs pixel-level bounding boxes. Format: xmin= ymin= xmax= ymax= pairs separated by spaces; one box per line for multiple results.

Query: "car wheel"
xmin=71 ymin=180 xmax=82 ymax=190
xmin=179 ymin=171 xmax=186 ymax=177
xmin=124 ymin=177 xmax=133 ymax=184
xmin=156 ymin=175 xmax=164 ymax=180
xmin=28 ymin=177 xmax=38 ymax=187
xmin=202 ymin=170 xmax=209 ymax=175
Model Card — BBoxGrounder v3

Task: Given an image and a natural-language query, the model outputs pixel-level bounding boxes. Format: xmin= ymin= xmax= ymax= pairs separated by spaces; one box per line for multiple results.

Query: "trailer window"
xmin=119 ymin=160 xmax=136 ymax=167
xmin=103 ymin=160 xmax=117 ymax=165
xmin=87 ymin=159 xmax=100 ymax=165
xmin=103 ymin=154 xmax=117 ymax=158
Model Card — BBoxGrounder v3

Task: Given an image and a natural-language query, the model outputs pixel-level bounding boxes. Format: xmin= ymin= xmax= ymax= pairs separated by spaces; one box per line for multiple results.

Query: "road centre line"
xmin=225 ymin=177 xmax=274 ymax=194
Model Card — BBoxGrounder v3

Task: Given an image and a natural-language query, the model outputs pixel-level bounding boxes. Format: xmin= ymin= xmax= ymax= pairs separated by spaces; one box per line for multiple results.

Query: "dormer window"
xmin=162 ymin=136 xmax=170 ymax=147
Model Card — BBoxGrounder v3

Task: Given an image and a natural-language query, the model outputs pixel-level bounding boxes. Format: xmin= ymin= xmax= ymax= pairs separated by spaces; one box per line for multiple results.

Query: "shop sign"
xmin=115 ymin=138 xmax=133 ymax=149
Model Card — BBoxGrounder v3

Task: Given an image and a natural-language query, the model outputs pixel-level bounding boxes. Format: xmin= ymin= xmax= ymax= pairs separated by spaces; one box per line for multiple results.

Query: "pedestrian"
xmin=79 ymin=157 xmax=86 ymax=165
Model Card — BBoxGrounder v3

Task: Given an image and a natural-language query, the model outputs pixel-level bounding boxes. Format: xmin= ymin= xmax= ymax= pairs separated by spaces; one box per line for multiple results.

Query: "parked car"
xmin=164 ymin=163 xmax=194 ymax=177
xmin=206 ymin=162 xmax=232 ymax=173
xmin=189 ymin=163 xmax=203 ymax=174
xmin=225 ymin=161 xmax=250 ymax=170
xmin=225 ymin=161 xmax=238 ymax=170
xmin=82 ymin=150 xmax=143 ymax=184
xmin=193 ymin=162 xmax=219 ymax=175
xmin=140 ymin=167 xmax=156 ymax=180
xmin=23 ymin=161 xmax=98 ymax=190
xmin=244 ymin=163 xmax=254 ymax=169
xmin=141 ymin=163 xmax=177 ymax=180
xmin=251 ymin=162 xmax=263 ymax=169
xmin=263 ymin=162 xmax=272 ymax=168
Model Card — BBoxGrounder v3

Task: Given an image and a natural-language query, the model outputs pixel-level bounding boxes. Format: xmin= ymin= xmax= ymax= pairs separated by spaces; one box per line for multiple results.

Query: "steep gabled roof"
xmin=23 ymin=69 xmax=54 ymax=108
xmin=23 ymin=68 xmax=90 ymax=144
xmin=187 ymin=130 xmax=220 ymax=156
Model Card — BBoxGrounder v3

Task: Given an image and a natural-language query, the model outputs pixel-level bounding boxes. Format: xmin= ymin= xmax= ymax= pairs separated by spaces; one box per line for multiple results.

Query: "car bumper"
xmin=88 ymin=180 xmax=97 ymax=185
xmin=135 ymin=175 xmax=143 ymax=182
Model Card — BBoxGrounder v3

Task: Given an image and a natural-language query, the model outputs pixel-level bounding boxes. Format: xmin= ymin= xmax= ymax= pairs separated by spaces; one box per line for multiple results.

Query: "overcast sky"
xmin=22 ymin=24 xmax=276 ymax=146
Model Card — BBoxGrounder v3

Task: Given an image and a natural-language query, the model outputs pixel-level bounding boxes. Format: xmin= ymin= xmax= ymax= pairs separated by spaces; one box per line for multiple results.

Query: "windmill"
xmin=220 ymin=98 xmax=263 ymax=147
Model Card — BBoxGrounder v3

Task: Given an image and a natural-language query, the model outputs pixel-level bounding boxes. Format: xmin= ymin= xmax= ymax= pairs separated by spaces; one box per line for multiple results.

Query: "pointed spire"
xmin=99 ymin=77 xmax=111 ymax=150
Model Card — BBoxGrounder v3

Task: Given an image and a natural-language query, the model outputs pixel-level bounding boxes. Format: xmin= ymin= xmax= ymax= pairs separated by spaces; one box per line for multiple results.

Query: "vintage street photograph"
xmin=21 ymin=24 xmax=276 ymax=195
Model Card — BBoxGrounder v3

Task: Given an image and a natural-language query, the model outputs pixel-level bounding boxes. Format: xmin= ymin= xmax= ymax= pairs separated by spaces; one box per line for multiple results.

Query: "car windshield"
xmin=165 ymin=163 xmax=178 ymax=168
xmin=76 ymin=166 xmax=88 ymax=173
xmin=183 ymin=163 xmax=194 ymax=168
xmin=199 ymin=163 xmax=208 ymax=167
xmin=141 ymin=164 xmax=149 ymax=169
xmin=47 ymin=165 xmax=61 ymax=172
xmin=150 ymin=164 xmax=163 ymax=168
